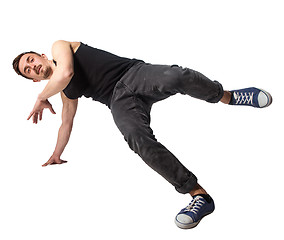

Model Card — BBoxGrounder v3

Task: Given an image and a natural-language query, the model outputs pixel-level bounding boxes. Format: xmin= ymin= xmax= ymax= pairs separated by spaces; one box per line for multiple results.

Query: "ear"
xmin=41 ymin=54 xmax=48 ymax=60
xmin=33 ymin=79 xmax=41 ymax=82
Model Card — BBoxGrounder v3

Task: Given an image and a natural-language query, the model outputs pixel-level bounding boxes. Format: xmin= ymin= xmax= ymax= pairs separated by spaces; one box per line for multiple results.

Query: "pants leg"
xmin=110 ymin=81 xmax=198 ymax=194
xmin=119 ymin=62 xmax=224 ymax=104
xmin=110 ymin=62 xmax=223 ymax=194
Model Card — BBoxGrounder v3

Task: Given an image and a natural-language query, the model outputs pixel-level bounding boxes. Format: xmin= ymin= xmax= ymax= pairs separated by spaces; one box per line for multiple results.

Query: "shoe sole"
xmin=259 ymin=89 xmax=273 ymax=108
xmin=174 ymin=211 xmax=213 ymax=229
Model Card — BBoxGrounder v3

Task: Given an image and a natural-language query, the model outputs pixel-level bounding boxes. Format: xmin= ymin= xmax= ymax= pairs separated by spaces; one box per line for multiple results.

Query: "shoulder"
xmin=52 ymin=40 xmax=81 ymax=54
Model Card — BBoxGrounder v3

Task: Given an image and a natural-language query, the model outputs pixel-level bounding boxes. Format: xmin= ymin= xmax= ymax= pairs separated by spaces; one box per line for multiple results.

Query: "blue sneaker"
xmin=175 ymin=195 xmax=215 ymax=229
xmin=230 ymin=87 xmax=272 ymax=108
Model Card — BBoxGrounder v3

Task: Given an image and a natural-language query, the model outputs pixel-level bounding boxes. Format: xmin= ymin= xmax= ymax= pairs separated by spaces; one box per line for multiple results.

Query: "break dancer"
xmin=13 ymin=40 xmax=272 ymax=229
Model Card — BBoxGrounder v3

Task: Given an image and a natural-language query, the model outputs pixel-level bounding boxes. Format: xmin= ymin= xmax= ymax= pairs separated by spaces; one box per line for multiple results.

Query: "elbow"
xmin=63 ymin=69 xmax=74 ymax=80
xmin=59 ymin=69 xmax=74 ymax=87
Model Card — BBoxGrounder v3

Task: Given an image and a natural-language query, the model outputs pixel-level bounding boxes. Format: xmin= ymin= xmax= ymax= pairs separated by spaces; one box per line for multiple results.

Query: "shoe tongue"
xmin=193 ymin=194 xmax=203 ymax=198
xmin=193 ymin=195 xmax=203 ymax=200
xmin=193 ymin=194 xmax=212 ymax=203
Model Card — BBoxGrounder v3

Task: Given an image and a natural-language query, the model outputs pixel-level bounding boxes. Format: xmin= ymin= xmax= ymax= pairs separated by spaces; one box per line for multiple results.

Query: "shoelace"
xmin=184 ymin=197 xmax=206 ymax=214
xmin=233 ymin=91 xmax=254 ymax=105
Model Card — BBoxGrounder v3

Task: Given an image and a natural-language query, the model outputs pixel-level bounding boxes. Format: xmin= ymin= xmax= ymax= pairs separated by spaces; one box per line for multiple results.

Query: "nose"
xmin=27 ymin=62 xmax=36 ymax=70
xmin=30 ymin=63 xmax=38 ymax=74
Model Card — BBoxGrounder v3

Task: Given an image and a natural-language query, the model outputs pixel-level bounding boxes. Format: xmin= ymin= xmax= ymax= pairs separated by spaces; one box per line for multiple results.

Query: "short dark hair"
xmin=12 ymin=51 xmax=41 ymax=79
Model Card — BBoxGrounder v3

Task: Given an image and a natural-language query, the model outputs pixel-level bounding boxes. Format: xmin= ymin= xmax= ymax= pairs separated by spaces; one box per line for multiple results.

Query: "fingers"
xmin=46 ymin=99 xmax=56 ymax=114
xmin=42 ymin=161 xmax=50 ymax=167
xmin=49 ymin=105 xmax=56 ymax=114
xmin=28 ymin=100 xmax=56 ymax=123
xmin=27 ymin=110 xmax=39 ymax=123
xmin=50 ymin=160 xmax=67 ymax=165
xmin=27 ymin=112 xmax=38 ymax=123
xmin=42 ymin=159 xmax=68 ymax=167
xmin=34 ymin=112 xmax=39 ymax=124
xmin=27 ymin=111 xmax=42 ymax=124
xmin=39 ymin=110 xmax=43 ymax=121
xmin=51 ymin=160 xmax=68 ymax=165
xmin=32 ymin=112 xmax=39 ymax=124
xmin=27 ymin=111 xmax=33 ymax=120
xmin=42 ymin=159 xmax=52 ymax=167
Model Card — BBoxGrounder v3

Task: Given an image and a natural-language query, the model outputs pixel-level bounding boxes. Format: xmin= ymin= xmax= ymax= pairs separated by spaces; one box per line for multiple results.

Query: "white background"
xmin=1 ymin=0 xmax=283 ymax=239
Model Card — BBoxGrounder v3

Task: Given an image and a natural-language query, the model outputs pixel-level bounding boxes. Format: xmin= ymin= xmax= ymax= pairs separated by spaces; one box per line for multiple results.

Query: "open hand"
xmin=42 ymin=155 xmax=68 ymax=167
xmin=27 ymin=99 xmax=56 ymax=124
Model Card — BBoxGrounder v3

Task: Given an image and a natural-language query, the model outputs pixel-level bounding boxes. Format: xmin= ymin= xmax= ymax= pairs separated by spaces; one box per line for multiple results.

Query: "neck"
xmin=46 ymin=59 xmax=56 ymax=79
xmin=49 ymin=59 xmax=56 ymax=69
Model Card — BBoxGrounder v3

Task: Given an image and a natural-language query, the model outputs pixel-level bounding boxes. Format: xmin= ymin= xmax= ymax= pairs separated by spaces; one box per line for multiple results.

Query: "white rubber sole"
xmin=175 ymin=217 xmax=201 ymax=229
xmin=259 ymin=89 xmax=273 ymax=108
xmin=174 ymin=212 xmax=212 ymax=229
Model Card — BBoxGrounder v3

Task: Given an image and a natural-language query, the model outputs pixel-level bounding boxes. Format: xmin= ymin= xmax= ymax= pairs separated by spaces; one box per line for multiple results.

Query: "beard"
xmin=43 ymin=65 xmax=52 ymax=79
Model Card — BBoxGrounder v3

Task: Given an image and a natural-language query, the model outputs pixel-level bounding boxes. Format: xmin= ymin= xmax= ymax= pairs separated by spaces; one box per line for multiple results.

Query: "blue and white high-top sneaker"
xmin=175 ymin=195 xmax=215 ymax=229
xmin=230 ymin=87 xmax=272 ymax=108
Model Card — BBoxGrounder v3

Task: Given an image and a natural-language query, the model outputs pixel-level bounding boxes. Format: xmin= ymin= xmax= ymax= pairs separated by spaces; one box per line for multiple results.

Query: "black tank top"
xmin=63 ymin=43 xmax=142 ymax=107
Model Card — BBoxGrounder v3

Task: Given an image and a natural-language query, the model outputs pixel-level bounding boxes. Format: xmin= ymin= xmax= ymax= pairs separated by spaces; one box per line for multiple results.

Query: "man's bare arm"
xmin=38 ymin=40 xmax=74 ymax=101
xmin=27 ymin=40 xmax=75 ymax=123
xmin=42 ymin=92 xmax=78 ymax=166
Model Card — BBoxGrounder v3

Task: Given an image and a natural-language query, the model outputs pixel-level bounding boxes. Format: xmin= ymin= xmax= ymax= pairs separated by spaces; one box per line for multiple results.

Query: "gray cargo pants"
xmin=110 ymin=62 xmax=223 ymax=194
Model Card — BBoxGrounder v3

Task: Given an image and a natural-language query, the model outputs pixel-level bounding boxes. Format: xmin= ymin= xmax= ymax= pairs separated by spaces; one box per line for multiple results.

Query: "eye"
xmin=27 ymin=68 xmax=31 ymax=74
xmin=30 ymin=58 xmax=34 ymax=63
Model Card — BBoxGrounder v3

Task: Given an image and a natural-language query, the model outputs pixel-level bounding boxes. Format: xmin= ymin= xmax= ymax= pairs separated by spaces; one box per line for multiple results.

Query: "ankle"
xmin=220 ymin=91 xmax=232 ymax=104
xmin=189 ymin=184 xmax=208 ymax=197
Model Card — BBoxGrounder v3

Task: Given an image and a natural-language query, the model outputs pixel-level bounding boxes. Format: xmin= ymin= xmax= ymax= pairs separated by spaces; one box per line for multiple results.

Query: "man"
xmin=13 ymin=40 xmax=272 ymax=229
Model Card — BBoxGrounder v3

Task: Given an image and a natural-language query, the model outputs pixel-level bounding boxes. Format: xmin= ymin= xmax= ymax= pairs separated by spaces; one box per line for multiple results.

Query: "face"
xmin=18 ymin=53 xmax=53 ymax=81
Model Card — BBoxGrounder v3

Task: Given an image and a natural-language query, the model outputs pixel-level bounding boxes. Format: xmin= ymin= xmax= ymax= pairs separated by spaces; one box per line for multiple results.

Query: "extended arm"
xmin=42 ymin=92 xmax=78 ymax=167
xmin=27 ymin=40 xmax=74 ymax=123
xmin=38 ymin=40 xmax=74 ymax=101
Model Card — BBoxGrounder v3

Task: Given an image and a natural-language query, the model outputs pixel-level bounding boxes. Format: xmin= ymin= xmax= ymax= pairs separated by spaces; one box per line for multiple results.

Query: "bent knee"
xmin=157 ymin=66 xmax=184 ymax=93
xmin=120 ymin=126 xmax=156 ymax=152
